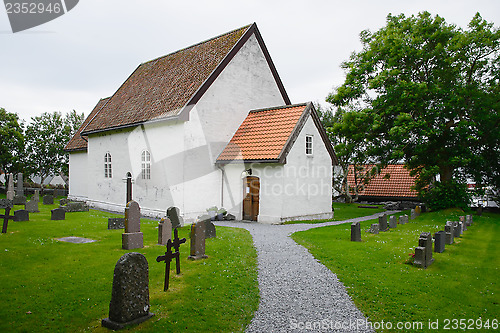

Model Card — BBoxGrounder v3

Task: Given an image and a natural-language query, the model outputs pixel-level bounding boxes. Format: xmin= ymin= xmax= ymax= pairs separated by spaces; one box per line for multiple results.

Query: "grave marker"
xmin=122 ymin=200 xmax=143 ymax=250
xmin=434 ymin=231 xmax=445 ymax=253
xmin=414 ymin=232 xmax=434 ymax=268
xmin=14 ymin=209 xmax=29 ymax=222
xmin=410 ymin=209 xmax=416 ymax=220
xmin=102 ymin=252 xmax=154 ymax=329
xmin=6 ymin=173 xmax=15 ymax=200
xmin=188 ymin=220 xmax=208 ymax=260
xmin=32 ymin=190 xmax=40 ymax=202
xmin=466 ymin=215 xmax=473 ymax=226
xmin=51 ymin=208 xmax=66 ymax=220
xmin=167 ymin=206 xmax=183 ymax=229
xmin=453 ymin=221 xmax=461 ymax=238
xmin=158 ymin=217 xmax=172 ymax=245
xmin=399 ymin=215 xmax=408 ymax=225
xmin=370 ymin=223 xmax=379 ymax=234
xmin=199 ymin=214 xmax=216 ymax=239
xmin=43 ymin=195 xmax=54 ymax=205
xmin=156 ymin=228 xmax=186 ymax=291
xmin=388 ymin=215 xmax=397 ymax=229
xmin=1 ymin=200 xmax=15 ymax=233
xmin=351 ymin=221 xmax=361 ymax=242
xmin=16 ymin=173 xmax=24 ymax=196
xmin=378 ymin=214 xmax=388 ymax=232
xmin=445 ymin=222 xmax=454 ymax=245
xmin=13 ymin=195 xmax=26 ymax=205
xmin=25 ymin=199 xmax=39 ymax=213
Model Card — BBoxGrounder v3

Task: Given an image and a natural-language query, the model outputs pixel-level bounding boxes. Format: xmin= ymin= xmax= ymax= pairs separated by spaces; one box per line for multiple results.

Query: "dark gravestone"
xmin=453 ymin=222 xmax=461 ymax=238
xmin=25 ymin=200 xmax=39 ymax=213
xmin=188 ymin=221 xmax=208 ymax=260
xmin=122 ymin=201 xmax=143 ymax=250
xmin=158 ymin=217 xmax=172 ymax=245
xmin=370 ymin=223 xmax=379 ymax=234
xmin=102 ymin=252 xmax=154 ymax=329
xmin=399 ymin=215 xmax=409 ymax=225
xmin=51 ymin=208 xmax=66 ymax=220
xmin=13 ymin=195 xmax=27 ymax=205
xmin=388 ymin=215 xmax=397 ymax=229
xmin=108 ymin=218 xmax=125 ymax=230
xmin=64 ymin=202 xmax=89 ymax=212
xmin=14 ymin=209 xmax=29 ymax=222
xmin=167 ymin=206 xmax=183 ymax=229
xmin=43 ymin=195 xmax=54 ymax=205
xmin=350 ymin=221 xmax=361 ymax=242
xmin=53 ymin=189 xmax=66 ymax=197
xmin=414 ymin=232 xmax=434 ymax=268
xmin=199 ymin=214 xmax=216 ymax=239
xmin=378 ymin=214 xmax=388 ymax=232
xmin=434 ymin=231 xmax=446 ymax=253
xmin=445 ymin=222 xmax=454 ymax=245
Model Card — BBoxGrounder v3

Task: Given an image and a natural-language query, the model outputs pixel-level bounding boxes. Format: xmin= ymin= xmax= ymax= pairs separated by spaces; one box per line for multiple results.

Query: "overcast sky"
xmin=1 ymin=0 xmax=498 ymax=122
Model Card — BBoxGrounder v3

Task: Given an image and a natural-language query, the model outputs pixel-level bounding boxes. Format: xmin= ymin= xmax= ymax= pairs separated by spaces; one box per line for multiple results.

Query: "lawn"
xmin=0 ymin=196 xmax=259 ymax=332
xmin=284 ymin=202 xmax=386 ymax=224
xmin=292 ymin=209 xmax=500 ymax=332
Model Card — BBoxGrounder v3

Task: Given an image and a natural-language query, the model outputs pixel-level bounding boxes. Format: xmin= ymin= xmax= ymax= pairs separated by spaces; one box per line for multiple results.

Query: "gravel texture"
xmin=215 ymin=211 xmax=398 ymax=333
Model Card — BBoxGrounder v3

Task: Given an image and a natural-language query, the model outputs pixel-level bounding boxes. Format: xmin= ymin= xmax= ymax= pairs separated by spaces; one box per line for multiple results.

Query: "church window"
xmin=104 ymin=153 xmax=112 ymax=178
xmin=141 ymin=150 xmax=151 ymax=180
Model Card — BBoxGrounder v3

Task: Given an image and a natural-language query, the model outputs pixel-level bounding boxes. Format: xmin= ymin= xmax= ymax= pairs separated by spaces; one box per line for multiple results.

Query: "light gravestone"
xmin=410 ymin=209 xmax=416 ymax=220
xmin=370 ymin=223 xmax=379 ymax=234
xmin=399 ymin=215 xmax=409 ymax=225
xmin=188 ymin=221 xmax=208 ymax=260
xmin=102 ymin=252 xmax=154 ymax=330
xmin=16 ymin=173 xmax=23 ymax=196
xmin=466 ymin=215 xmax=473 ymax=226
xmin=388 ymin=215 xmax=397 ymax=229
xmin=32 ymin=190 xmax=40 ymax=202
xmin=25 ymin=199 xmax=39 ymax=213
xmin=122 ymin=201 xmax=143 ymax=250
xmin=445 ymin=222 xmax=454 ymax=245
xmin=158 ymin=217 xmax=172 ymax=245
xmin=434 ymin=231 xmax=446 ymax=253
xmin=14 ymin=209 xmax=29 ymax=222
xmin=6 ymin=173 xmax=15 ymax=201
xmin=43 ymin=195 xmax=54 ymax=205
xmin=51 ymin=208 xmax=65 ymax=220
xmin=108 ymin=218 xmax=125 ymax=230
xmin=414 ymin=232 xmax=434 ymax=268
xmin=167 ymin=206 xmax=183 ymax=229
xmin=378 ymin=214 xmax=388 ymax=232
xmin=351 ymin=221 xmax=361 ymax=242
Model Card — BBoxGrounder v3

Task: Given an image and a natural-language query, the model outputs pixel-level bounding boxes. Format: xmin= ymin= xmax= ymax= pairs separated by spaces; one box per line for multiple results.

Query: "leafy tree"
xmin=25 ymin=110 xmax=84 ymax=185
xmin=0 ymin=108 xmax=24 ymax=180
xmin=327 ymin=12 xmax=500 ymax=207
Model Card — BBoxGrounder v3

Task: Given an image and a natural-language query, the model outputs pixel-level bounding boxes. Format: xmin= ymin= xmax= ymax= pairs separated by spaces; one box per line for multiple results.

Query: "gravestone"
xmin=158 ymin=217 xmax=172 ymax=245
xmin=453 ymin=221 xmax=461 ymax=238
xmin=445 ymin=222 xmax=454 ymax=245
xmin=13 ymin=195 xmax=27 ymax=205
xmin=51 ymin=208 xmax=66 ymax=220
xmin=14 ymin=209 xmax=29 ymax=222
xmin=350 ymin=221 xmax=361 ymax=242
xmin=399 ymin=215 xmax=408 ymax=225
xmin=1 ymin=199 xmax=15 ymax=233
xmin=410 ymin=209 xmax=416 ymax=220
xmin=59 ymin=198 xmax=70 ymax=206
xmin=414 ymin=232 xmax=434 ymax=268
xmin=225 ymin=213 xmax=236 ymax=221
xmin=378 ymin=214 xmax=388 ymax=232
xmin=64 ymin=202 xmax=89 ymax=212
xmin=370 ymin=223 xmax=379 ymax=234
xmin=25 ymin=200 xmax=39 ymax=213
xmin=43 ymin=195 xmax=54 ymax=205
xmin=414 ymin=205 xmax=421 ymax=216
xmin=434 ymin=231 xmax=445 ymax=253
xmin=466 ymin=215 xmax=473 ymax=226
xmin=53 ymin=189 xmax=66 ymax=197
xmin=108 ymin=218 xmax=125 ymax=230
xmin=388 ymin=215 xmax=397 ymax=229
xmin=199 ymin=214 xmax=216 ymax=239
xmin=102 ymin=252 xmax=154 ymax=329
xmin=16 ymin=173 xmax=24 ymax=196
xmin=6 ymin=173 xmax=15 ymax=200
xmin=125 ymin=172 xmax=133 ymax=204
xmin=122 ymin=201 xmax=143 ymax=250
xmin=167 ymin=206 xmax=183 ymax=229
xmin=32 ymin=190 xmax=40 ymax=202
xmin=188 ymin=221 xmax=208 ymax=260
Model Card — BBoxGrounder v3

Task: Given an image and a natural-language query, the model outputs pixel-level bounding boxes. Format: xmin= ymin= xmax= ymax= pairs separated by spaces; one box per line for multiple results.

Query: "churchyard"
xmin=293 ymin=209 xmax=500 ymax=331
xmin=0 ymin=194 xmax=258 ymax=332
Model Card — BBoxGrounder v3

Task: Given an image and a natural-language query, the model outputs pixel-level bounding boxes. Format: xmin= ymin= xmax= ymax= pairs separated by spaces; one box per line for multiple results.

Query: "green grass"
xmin=0 ymin=197 xmax=258 ymax=332
xmin=283 ymin=202 xmax=386 ymax=224
xmin=292 ymin=209 xmax=500 ymax=332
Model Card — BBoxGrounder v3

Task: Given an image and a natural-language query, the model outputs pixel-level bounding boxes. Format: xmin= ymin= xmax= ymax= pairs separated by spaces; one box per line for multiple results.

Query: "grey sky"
xmin=0 ymin=0 xmax=498 ymax=122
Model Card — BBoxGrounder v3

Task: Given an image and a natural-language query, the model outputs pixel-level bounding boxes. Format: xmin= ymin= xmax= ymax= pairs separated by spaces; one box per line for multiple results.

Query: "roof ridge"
xmin=249 ymin=102 xmax=309 ymax=114
xmin=141 ymin=23 xmax=254 ymax=66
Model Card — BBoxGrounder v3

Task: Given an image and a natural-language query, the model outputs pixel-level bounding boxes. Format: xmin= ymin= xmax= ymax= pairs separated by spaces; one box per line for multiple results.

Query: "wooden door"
xmin=243 ymin=176 xmax=260 ymax=221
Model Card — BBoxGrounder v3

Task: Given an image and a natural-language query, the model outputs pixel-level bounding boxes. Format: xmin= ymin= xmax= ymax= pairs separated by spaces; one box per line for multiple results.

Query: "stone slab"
xmin=56 ymin=236 xmax=97 ymax=244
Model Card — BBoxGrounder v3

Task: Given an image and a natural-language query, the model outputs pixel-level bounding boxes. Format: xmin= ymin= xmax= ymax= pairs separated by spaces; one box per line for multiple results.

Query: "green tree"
xmin=327 ymin=12 xmax=500 ymax=207
xmin=0 ymin=108 xmax=24 ymax=180
xmin=25 ymin=110 xmax=84 ymax=185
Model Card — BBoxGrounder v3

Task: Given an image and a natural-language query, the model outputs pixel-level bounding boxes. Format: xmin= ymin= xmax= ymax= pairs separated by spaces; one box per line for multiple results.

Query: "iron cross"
xmin=1 ymin=207 xmax=15 ymax=233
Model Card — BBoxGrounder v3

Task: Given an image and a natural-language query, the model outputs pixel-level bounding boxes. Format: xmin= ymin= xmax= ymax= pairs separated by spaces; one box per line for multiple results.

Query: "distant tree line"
xmin=0 ymin=108 xmax=84 ymax=185
xmin=321 ymin=12 xmax=499 ymax=210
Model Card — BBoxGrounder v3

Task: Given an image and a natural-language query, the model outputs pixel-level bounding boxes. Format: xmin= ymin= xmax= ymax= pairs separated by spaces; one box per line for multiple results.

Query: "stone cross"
xmin=434 ymin=231 xmax=445 ymax=253
xmin=122 ymin=200 xmax=143 ymax=250
xmin=158 ymin=217 xmax=172 ymax=245
xmin=6 ymin=173 xmax=15 ymax=201
xmin=188 ymin=220 xmax=208 ymax=260
xmin=414 ymin=232 xmax=434 ymax=268
xmin=16 ymin=173 xmax=23 ymax=196
xmin=378 ymin=214 xmax=388 ymax=232
xmin=102 ymin=252 xmax=154 ymax=329
xmin=350 ymin=221 xmax=361 ymax=242
xmin=156 ymin=228 xmax=186 ymax=291
xmin=388 ymin=215 xmax=397 ymax=229
xmin=167 ymin=206 xmax=184 ymax=229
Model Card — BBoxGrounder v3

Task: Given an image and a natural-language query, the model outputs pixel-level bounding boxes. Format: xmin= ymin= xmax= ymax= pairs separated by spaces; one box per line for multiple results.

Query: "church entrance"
xmin=243 ymin=176 xmax=260 ymax=221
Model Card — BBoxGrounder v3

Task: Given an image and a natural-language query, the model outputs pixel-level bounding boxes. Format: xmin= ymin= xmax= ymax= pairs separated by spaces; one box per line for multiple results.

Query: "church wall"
xmin=68 ymin=151 xmax=88 ymax=201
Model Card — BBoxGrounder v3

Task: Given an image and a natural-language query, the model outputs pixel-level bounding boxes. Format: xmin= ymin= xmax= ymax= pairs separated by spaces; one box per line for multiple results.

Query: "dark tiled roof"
xmin=347 ymin=164 xmax=418 ymax=198
xmin=64 ymin=97 xmax=110 ymax=151
xmin=81 ymin=24 xmax=254 ymax=134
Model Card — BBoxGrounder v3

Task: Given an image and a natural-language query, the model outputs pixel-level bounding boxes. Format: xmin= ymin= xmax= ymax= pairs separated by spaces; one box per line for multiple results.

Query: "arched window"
xmin=104 ymin=153 xmax=112 ymax=178
xmin=141 ymin=150 xmax=151 ymax=180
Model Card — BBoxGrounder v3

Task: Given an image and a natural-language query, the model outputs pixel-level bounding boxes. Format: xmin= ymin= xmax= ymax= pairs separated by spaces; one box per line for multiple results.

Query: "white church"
xmin=65 ymin=23 xmax=338 ymax=224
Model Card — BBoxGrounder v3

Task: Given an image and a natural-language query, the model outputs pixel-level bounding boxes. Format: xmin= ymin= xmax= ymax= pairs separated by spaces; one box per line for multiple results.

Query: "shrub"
xmin=420 ymin=180 xmax=471 ymax=211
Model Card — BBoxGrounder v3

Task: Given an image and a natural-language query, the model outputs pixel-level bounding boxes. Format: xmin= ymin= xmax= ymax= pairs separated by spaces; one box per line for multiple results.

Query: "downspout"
xmin=217 ymin=164 xmax=224 ymax=208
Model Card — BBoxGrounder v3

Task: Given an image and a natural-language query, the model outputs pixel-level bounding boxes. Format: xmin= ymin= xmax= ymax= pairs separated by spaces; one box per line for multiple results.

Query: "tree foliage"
xmin=0 ymin=108 xmax=24 ymax=179
xmin=327 ymin=12 xmax=500 ymax=206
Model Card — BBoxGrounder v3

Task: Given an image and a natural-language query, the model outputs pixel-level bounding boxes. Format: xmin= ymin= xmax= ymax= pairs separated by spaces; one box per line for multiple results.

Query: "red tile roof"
xmin=64 ymin=97 xmax=110 ymax=151
xmin=347 ymin=164 xmax=418 ymax=198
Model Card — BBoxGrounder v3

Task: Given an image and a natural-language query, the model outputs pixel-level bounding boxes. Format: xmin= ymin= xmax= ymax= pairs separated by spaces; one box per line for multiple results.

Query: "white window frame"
xmin=141 ymin=150 xmax=151 ymax=180
xmin=305 ymin=135 xmax=313 ymax=156
xmin=104 ymin=152 xmax=112 ymax=178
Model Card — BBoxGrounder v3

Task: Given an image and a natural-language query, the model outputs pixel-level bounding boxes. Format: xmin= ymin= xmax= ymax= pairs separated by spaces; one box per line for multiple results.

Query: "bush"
xmin=420 ymin=180 xmax=471 ymax=211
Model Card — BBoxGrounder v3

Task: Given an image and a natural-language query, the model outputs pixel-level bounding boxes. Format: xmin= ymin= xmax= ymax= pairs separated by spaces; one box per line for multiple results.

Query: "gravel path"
xmin=215 ymin=211 xmax=398 ymax=333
